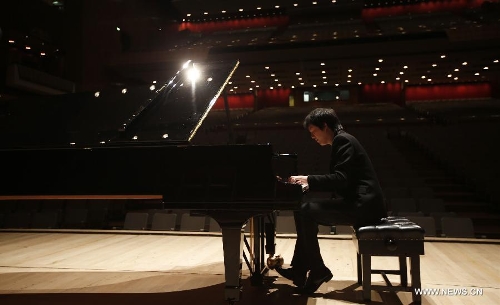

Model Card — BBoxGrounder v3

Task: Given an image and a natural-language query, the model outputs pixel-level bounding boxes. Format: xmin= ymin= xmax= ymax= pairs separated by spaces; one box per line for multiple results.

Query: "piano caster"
xmin=266 ymin=254 xmax=284 ymax=270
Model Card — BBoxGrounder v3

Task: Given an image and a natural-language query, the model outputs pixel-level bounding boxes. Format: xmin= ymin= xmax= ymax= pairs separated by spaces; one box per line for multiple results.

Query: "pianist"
xmin=276 ymin=108 xmax=387 ymax=294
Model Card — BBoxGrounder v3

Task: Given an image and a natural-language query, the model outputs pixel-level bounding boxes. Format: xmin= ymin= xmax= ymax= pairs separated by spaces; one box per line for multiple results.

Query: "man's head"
xmin=303 ymin=108 xmax=343 ymax=146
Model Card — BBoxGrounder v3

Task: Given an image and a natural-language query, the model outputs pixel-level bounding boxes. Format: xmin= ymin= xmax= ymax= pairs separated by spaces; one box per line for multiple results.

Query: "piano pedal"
xmin=266 ymin=254 xmax=284 ymax=270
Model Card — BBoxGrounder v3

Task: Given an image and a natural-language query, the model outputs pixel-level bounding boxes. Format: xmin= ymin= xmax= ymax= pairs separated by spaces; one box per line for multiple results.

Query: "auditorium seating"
xmin=208 ymin=217 xmax=221 ymax=232
xmin=406 ymin=216 xmax=437 ymax=237
xmin=123 ymin=212 xmax=148 ymax=230
xmin=276 ymin=215 xmax=295 ymax=234
xmin=180 ymin=214 xmax=206 ymax=232
xmin=441 ymin=217 xmax=475 ymax=238
xmin=151 ymin=213 xmax=177 ymax=231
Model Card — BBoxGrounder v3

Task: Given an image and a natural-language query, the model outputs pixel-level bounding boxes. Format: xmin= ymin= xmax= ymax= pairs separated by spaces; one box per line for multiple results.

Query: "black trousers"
xmin=290 ymin=198 xmax=357 ymax=275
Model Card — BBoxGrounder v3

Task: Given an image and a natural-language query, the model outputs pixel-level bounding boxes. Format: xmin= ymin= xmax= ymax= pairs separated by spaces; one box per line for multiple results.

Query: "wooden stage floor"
xmin=0 ymin=231 xmax=499 ymax=305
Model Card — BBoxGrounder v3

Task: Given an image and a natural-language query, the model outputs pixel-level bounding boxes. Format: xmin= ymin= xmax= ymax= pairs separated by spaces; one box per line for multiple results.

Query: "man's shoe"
xmin=275 ymin=267 xmax=307 ymax=287
xmin=275 ymin=267 xmax=294 ymax=281
xmin=299 ymin=268 xmax=333 ymax=294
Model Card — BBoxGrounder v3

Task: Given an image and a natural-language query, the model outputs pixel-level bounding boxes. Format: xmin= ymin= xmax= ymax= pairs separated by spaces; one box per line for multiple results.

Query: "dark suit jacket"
xmin=306 ymin=130 xmax=387 ymax=226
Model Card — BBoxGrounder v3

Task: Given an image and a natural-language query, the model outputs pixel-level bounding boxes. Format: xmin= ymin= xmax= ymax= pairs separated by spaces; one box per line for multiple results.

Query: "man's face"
xmin=308 ymin=124 xmax=331 ymax=146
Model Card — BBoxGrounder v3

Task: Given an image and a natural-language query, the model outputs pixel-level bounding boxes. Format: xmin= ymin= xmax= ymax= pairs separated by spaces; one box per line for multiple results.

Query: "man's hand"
xmin=289 ymin=175 xmax=308 ymax=185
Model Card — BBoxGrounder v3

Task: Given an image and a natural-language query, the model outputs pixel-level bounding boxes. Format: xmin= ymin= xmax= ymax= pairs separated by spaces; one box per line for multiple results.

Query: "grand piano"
xmin=0 ymin=60 xmax=303 ymax=303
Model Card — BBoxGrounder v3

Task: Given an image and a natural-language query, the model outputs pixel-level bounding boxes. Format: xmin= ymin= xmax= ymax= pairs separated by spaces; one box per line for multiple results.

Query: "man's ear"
xmin=322 ymin=122 xmax=328 ymax=130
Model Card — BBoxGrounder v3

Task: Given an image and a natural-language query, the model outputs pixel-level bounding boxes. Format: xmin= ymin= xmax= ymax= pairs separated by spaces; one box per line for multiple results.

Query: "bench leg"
xmin=410 ymin=255 xmax=422 ymax=304
xmin=399 ymin=255 xmax=408 ymax=287
xmin=357 ymin=252 xmax=362 ymax=285
xmin=362 ymin=254 xmax=371 ymax=301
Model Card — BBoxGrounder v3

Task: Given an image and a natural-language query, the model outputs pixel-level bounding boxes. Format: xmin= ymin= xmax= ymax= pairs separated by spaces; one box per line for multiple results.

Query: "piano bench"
xmin=352 ymin=216 xmax=425 ymax=303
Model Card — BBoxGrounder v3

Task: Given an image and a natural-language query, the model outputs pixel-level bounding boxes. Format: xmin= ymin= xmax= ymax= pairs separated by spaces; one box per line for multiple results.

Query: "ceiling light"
xmin=484 ymin=67 xmax=489 ymax=70
xmin=462 ymin=62 xmax=468 ymax=65
xmin=373 ymin=73 xmax=377 ymax=76
xmin=403 ymin=66 xmax=408 ymax=69
xmin=454 ymin=68 xmax=459 ymax=72
xmin=441 ymin=55 xmax=446 ymax=58
xmin=379 ymin=59 xmax=384 ymax=62
xmin=375 ymin=67 xmax=380 ymax=71
xmin=432 ymin=64 xmax=437 ymax=67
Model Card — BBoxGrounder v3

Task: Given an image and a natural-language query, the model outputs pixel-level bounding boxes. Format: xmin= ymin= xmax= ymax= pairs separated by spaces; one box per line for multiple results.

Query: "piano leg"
xmin=221 ymin=225 xmax=244 ymax=303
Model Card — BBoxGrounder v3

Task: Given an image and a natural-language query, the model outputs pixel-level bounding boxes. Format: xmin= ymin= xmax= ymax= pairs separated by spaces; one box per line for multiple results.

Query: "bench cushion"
xmin=354 ymin=217 xmax=425 ymax=255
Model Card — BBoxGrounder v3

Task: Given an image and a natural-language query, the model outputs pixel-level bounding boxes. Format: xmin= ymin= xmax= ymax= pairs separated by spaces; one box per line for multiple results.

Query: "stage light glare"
xmin=187 ymin=66 xmax=201 ymax=82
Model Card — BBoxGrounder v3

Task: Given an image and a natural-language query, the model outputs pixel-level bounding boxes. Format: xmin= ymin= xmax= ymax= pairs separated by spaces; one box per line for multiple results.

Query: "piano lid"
xmin=0 ymin=60 xmax=239 ymax=149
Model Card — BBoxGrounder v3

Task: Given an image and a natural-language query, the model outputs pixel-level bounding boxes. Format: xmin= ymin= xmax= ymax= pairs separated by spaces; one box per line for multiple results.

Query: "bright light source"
xmin=187 ymin=67 xmax=201 ymax=82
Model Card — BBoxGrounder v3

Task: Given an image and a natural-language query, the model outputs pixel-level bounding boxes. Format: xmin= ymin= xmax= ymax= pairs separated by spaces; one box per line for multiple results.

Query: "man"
xmin=277 ymin=108 xmax=387 ymax=294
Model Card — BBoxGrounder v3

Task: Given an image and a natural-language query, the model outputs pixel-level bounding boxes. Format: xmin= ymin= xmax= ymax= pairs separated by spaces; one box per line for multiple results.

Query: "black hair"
xmin=303 ymin=108 xmax=343 ymax=132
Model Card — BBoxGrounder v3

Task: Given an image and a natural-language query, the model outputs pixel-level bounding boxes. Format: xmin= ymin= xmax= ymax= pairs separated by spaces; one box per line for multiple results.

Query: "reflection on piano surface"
xmin=0 ymin=60 xmax=304 ymax=303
